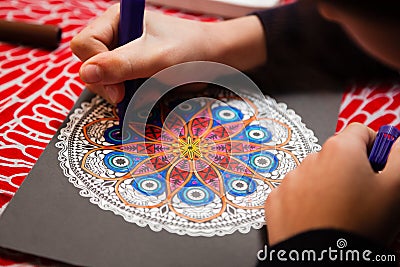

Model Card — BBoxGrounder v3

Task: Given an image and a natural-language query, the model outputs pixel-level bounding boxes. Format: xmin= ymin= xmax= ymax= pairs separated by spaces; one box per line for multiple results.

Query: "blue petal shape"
xmin=249 ymin=151 xmax=279 ymax=173
xmin=212 ymin=106 xmax=243 ymax=125
xmin=224 ymin=175 xmax=257 ymax=196
xmin=132 ymin=176 xmax=166 ymax=196
xmin=104 ymin=125 xmax=135 ymax=144
xmin=104 ymin=151 xmax=136 ymax=172
xmin=245 ymin=125 xmax=272 ymax=143
xmin=177 ymin=176 xmax=215 ymax=206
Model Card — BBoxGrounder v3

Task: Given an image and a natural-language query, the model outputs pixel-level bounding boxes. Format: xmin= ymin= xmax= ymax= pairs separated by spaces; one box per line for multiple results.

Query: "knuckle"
xmin=70 ymin=36 xmax=94 ymax=62
xmin=346 ymin=122 xmax=371 ymax=136
xmin=265 ymin=188 xmax=278 ymax=206
xmin=70 ymin=35 xmax=84 ymax=54
xmin=86 ymin=84 xmax=105 ymax=98
xmin=347 ymin=122 xmax=364 ymax=130
xmin=321 ymin=135 xmax=342 ymax=152
xmin=85 ymin=52 xmax=119 ymax=83
xmin=299 ymin=152 xmax=318 ymax=165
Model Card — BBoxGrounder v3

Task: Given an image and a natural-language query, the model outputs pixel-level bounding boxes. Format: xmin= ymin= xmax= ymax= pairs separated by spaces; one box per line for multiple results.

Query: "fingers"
xmin=382 ymin=138 xmax=400 ymax=182
xmin=79 ymin=10 xmax=185 ymax=86
xmin=86 ymin=83 xmax=124 ymax=105
xmin=319 ymin=123 xmax=375 ymax=163
xmin=79 ymin=41 xmax=171 ymax=86
xmin=335 ymin=122 xmax=377 ymax=151
xmin=79 ymin=45 xmax=144 ymax=84
xmin=86 ymin=81 xmax=163 ymax=108
xmin=70 ymin=3 xmax=120 ymax=61
xmin=70 ymin=3 xmax=123 ymax=105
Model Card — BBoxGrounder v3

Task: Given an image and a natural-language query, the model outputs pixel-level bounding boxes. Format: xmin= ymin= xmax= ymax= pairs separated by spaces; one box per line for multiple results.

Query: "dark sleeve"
xmin=257 ymin=229 xmax=397 ymax=267
xmin=252 ymin=2 xmax=398 ymax=90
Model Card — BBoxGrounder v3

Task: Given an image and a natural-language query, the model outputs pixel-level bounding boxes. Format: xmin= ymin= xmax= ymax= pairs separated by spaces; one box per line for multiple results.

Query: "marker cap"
xmin=0 ymin=19 xmax=61 ymax=50
xmin=369 ymin=125 xmax=400 ymax=172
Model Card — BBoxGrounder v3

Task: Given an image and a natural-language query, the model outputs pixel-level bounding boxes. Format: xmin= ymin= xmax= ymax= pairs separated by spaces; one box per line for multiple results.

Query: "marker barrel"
xmin=0 ymin=19 xmax=61 ymax=50
xmin=117 ymin=0 xmax=145 ymax=126
xmin=369 ymin=125 xmax=400 ymax=172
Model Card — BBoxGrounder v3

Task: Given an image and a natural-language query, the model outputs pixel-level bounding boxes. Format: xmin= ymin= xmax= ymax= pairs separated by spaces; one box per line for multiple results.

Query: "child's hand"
xmin=265 ymin=123 xmax=400 ymax=246
xmin=71 ymin=4 xmax=266 ymax=105
xmin=71 ymin=5 xmax=214 ymax=104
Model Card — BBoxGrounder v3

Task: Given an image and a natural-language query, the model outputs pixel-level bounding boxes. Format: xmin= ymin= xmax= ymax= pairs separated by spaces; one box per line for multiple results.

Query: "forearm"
xmin=206 ymin=15 xmax=267 ymax=71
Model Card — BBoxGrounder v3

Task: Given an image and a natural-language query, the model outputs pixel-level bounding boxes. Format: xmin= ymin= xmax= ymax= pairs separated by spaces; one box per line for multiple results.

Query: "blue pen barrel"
xmin=368 ymin=125 xmax=400 ymax=172
xmin=118 ymin=80 xmax=138 ymax=124
xmin=117 ymin=0 xmax=145 ymax=126
xmin=118 ymin=0 xmax=145 ymax=46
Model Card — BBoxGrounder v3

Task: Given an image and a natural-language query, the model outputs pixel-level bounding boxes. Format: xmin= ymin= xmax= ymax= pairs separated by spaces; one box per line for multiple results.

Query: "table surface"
xmin=0 ymin=0 xmax=399 ymax=266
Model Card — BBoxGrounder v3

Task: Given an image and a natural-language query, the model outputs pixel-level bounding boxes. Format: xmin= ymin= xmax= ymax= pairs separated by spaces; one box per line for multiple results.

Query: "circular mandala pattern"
xmin=57 ymin=92 xmax=320 ymax=236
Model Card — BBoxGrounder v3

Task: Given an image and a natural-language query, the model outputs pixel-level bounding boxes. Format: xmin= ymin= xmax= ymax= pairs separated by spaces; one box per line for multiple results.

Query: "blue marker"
xmin=117 ymin=0 xmax=145 ymax=127
xmin=369 ymin=125 xmax=400 ymax=172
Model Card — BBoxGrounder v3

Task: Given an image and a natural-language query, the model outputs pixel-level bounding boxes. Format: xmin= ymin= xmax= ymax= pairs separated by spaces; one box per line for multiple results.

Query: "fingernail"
xmin=104 ymin=85 xmax=119 ymax=105
xmin=81 ymin=64 xmax=102 ymax=83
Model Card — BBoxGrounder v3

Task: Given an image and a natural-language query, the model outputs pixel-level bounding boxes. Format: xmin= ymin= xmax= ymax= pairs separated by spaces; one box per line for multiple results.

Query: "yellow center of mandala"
xmin=178 ymin=136 xmax=202 ymax=160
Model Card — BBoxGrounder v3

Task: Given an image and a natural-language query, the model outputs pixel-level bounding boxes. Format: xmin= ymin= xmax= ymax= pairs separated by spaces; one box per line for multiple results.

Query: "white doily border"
xmin=56 ymin=95 xmax=321 ymax=237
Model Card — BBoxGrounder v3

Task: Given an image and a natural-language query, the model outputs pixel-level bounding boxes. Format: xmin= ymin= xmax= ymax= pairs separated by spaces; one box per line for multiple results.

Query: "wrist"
xmin=207 ymin=15 xmax=267 ymax=71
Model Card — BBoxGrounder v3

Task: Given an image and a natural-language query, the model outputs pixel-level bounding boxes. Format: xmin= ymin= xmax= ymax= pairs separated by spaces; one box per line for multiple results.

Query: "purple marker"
xmin=369 ymin=125 xmax=400 ymax=172
xmin=117 ymin=0 xmax=145 ymax=127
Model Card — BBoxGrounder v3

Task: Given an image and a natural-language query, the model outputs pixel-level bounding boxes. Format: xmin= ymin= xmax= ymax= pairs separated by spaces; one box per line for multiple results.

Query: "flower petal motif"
xmin=203 ymin=121 xmax=249 ymax=142
xmin=167 ymin=158 xmax=192 ymax=193
xmin=193 ymin=158 xmax=223 ymax=192
xmin=188 ymin=105 xmax=213 ymax=138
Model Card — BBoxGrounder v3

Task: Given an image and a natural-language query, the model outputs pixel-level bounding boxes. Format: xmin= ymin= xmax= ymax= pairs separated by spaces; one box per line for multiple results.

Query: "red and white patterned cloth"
xmin=337 ymin=83 xmax=400 ymax=132
xmin=0 ymin=0 xmax=222 ymax=215
xmin=0 ymin=0 xmax=399 ymax=265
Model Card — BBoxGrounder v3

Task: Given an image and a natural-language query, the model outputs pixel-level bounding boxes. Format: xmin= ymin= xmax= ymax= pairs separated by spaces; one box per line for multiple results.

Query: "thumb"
xmin=79 ymin=40 xmax=155 ymax=85
xmin=382 ymin=138 xmax=400 ymax=180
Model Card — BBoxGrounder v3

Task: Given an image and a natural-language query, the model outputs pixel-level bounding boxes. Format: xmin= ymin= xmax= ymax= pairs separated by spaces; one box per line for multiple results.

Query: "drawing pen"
xmin=368 ymin=125 xmax=400 ymax=172
xmin=0 ymin=19 xmax=61 ymax=50
xmin=117 ymin=0 xmax=145 ymax=127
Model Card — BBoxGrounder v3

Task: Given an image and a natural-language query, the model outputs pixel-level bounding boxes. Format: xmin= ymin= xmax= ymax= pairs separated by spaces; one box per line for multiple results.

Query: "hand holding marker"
xmin=115 ymin=0 xmax=400 ymax=175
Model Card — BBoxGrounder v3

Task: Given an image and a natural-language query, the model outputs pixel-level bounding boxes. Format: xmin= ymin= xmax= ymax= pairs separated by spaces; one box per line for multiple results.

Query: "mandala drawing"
xmin=57 ymin=91 xmax=320 ymax=236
